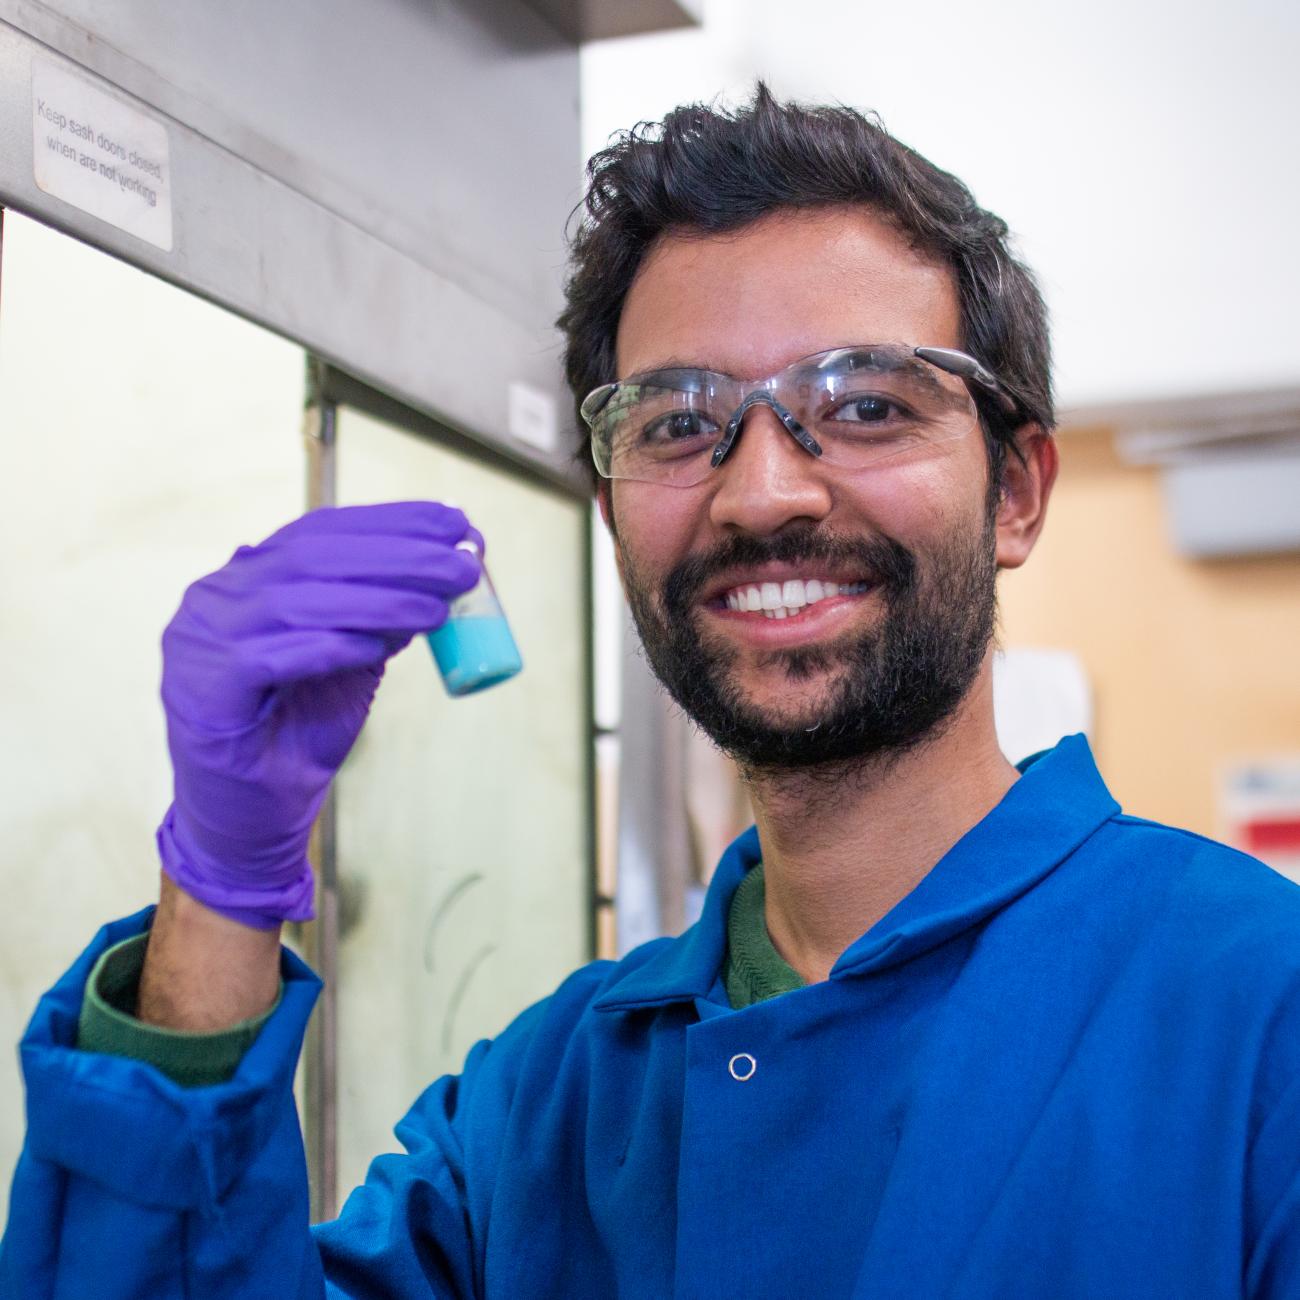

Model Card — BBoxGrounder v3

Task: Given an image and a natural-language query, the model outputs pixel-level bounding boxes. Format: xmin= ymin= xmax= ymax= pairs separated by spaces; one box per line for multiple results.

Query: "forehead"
xmin=615 ymin=207 xmax=962 ymax=381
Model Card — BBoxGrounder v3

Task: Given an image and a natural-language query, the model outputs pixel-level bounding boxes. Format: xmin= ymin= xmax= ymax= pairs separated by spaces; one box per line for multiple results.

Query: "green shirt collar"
xmin=723 ymin=863 xmax=807 ymax=1009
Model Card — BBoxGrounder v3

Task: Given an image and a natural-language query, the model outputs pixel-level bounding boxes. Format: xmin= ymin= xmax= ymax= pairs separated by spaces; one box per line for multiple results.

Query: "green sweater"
xmin=78 ymin=864 xmax=801 ymax=1086
xmin=78 ymin=934 xmax=282 ymax=1088
xmin=722 ymin=863 xmax=806 ymax=1006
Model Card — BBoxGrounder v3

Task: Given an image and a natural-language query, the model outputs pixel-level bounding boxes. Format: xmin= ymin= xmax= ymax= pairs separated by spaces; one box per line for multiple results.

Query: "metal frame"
xmin=0 ymin=9 xmax=588 ymax=495
xmin=312 ymin=363 xmax=589 ymax=499
xmin=299 ymin=358 xmax=598 ymax=1218
xmin=300 ymin=362 xmax=341 ymax=1224
xmin=522 ymin=0 xmax=702 ymax=42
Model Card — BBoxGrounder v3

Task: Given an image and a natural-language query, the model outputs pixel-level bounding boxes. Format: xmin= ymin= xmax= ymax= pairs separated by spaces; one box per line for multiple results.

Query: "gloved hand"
xmin=156 ymin=501 xmax=482 ymax=929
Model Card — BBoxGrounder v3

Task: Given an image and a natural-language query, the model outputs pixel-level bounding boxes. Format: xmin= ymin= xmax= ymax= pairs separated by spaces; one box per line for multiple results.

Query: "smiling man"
xmin=584 ymin=199 xmax=1055 ymax=988
xmin=6 ymin=87 xmax=1300 ymax=1300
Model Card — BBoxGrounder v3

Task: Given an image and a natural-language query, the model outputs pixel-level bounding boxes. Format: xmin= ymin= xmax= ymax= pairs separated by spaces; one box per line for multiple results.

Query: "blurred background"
xmin=1 ymin=0 xmax=1297 ymax=1224
xmin=582 ymin=0 xmax=1300 ymax=920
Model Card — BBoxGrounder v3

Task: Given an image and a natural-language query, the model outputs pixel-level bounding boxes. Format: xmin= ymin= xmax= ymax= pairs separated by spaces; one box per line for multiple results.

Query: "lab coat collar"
xmin=591 ymin=734 xmax=1119 ymax=1013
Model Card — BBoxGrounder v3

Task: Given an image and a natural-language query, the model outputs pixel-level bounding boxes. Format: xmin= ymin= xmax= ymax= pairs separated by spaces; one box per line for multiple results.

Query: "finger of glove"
xmin=249 ymin=533 xmax=478 ymax=590
xmin=264 ymin=501 xmax=473 ymax=547
xmin=226 ymin=581 xmax=457 ymax=637
xmin=188 ymin=537 xmax=480 ymax=631
xmin=233 ymin=627 xmax=421 ymax=693
xmin=163 ymin=625 xmax=410 ymax=735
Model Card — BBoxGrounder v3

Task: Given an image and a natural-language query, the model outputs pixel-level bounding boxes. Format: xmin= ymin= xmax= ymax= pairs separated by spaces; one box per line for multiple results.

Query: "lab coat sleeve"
xmin=0 ymin=910 xmax=508 ymax=1300
xmin=312 ymin=1035 xmax=517 ymax=1299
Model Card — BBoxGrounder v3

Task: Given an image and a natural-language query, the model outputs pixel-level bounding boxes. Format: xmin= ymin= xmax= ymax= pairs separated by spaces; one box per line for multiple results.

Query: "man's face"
xmin=605 ymin=207 xmax=1007 ymax=771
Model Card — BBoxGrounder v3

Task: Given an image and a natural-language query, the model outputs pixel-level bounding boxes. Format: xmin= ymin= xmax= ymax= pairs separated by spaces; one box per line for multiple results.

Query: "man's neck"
xmin=744 ymin=661 xmax=1017 ymax=985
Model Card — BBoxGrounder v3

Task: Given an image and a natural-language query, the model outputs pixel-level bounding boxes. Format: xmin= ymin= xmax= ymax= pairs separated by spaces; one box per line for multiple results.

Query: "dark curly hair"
xmin=558 ymin=83 xmax=1053 ymax=488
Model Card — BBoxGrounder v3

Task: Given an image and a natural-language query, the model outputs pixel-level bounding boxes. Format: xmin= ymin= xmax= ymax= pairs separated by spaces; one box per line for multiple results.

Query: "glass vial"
xmin=426 ymin=541 xmax=523 ymax=696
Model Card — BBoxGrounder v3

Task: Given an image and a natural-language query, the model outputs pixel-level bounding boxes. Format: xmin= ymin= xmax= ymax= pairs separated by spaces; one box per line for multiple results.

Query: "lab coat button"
xmin=728 ymin=1052 xmax=757 ymax=1081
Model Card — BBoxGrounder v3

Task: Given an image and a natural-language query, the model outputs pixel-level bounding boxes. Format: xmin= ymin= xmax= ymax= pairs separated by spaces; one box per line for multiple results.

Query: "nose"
xmin=708 ymin=403 xmax=833 ymax=536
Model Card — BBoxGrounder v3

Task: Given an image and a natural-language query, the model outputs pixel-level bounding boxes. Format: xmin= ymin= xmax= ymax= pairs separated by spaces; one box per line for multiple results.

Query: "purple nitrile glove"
xmin=156 ymin=501 xmax=482 ymax=929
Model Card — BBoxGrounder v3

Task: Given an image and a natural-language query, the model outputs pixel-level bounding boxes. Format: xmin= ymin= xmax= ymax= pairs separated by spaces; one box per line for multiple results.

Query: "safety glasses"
xmin=581 ymin=343 xmax=1019 ymax=487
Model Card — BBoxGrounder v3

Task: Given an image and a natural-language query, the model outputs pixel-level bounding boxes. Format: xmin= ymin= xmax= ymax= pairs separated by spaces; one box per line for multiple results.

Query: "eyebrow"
xmin=620 ymin=360 xmax=734 ymax=389
xmin=624 ymin=357 xmax=727 ymax=379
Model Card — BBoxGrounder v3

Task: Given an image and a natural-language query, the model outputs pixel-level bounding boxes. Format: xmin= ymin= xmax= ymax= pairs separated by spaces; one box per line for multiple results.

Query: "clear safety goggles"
xmin=582 ymin=343 xmax=1019 ymax=488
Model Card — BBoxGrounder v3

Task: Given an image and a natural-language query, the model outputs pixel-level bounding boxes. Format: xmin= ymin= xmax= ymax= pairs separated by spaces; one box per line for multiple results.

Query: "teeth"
xmin=726 ymin=577 xmax=870 ymax=619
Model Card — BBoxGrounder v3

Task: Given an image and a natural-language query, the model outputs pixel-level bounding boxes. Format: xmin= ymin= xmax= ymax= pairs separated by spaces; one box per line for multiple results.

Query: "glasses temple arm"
xmin=913 ymin=347 xmax=1022 ymax=419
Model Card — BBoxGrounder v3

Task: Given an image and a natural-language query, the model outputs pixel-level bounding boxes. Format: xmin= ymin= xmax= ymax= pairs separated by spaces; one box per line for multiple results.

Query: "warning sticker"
xmin=32 ymin=58 xmax=173 ymax=251
xmin=1221 ymin=757 xmax=1300 ymax=885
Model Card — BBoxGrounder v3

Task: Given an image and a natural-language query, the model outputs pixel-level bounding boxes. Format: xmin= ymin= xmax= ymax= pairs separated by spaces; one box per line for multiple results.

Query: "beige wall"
xmin=997 ymin=429 xmax=1300 ymax=839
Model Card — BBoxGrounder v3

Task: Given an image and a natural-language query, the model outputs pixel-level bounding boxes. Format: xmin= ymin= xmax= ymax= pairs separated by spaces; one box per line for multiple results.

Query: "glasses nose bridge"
xmin=711 ymin=387 xmax=821 ymax=469
xmin=706 ymin=386 xmax=835 ymax=534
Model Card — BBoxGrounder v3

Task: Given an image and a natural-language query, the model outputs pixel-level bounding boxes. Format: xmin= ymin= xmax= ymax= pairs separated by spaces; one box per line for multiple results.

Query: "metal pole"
xmin=301 ymin=361 xmax=339 ymax=1223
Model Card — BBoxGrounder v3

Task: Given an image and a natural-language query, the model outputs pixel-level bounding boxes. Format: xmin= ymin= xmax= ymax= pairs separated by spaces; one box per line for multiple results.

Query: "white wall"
xmin=581 ymin=0 xmax=1300 ymax=411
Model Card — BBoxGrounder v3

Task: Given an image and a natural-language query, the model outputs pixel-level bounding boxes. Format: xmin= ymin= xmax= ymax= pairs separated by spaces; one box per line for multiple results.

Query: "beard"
xmin=621 ymin=510 xmax=998 ymax=774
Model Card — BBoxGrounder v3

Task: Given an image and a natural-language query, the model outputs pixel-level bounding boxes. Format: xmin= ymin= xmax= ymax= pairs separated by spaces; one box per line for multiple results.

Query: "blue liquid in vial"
xmin=426 ymin=614 xmax=523 ymax=696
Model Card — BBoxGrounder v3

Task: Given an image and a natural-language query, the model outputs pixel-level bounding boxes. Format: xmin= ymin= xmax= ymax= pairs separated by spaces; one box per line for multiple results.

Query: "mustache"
xmin=662 ymin=526 xmax=916 ymax=616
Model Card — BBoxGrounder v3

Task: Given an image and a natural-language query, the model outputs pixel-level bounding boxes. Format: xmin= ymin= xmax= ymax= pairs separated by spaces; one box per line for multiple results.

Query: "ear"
xmin=595 ymin=478 xmax=614 ymax=534
xmin=595 ymin=479 xmax=627 ymax=584
xmin=994 ymin=426 xmax=1058 ymax=571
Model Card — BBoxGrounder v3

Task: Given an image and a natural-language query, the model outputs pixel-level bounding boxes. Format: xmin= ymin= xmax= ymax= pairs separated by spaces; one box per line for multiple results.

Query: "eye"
xmin=641 ymin=410 xmax=719 ymax=445
xmin=826 ymin=394 xmax=905 ymax=424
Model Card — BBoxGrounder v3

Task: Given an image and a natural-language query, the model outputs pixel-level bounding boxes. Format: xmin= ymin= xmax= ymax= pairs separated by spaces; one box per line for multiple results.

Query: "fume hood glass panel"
xmin=332 ymin=406 xmax=590 ymax=1200
xmin=0 ymin=210 xmax=305 ymax=1221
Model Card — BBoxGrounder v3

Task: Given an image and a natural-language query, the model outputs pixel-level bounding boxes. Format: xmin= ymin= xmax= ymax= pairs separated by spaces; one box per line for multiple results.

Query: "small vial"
xmin=426 ymin=542 xmax=523 ymax=696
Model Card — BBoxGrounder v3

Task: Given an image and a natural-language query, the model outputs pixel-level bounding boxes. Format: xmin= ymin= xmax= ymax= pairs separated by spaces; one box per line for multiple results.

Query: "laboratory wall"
xmin=997 ymin=427 xmax=1300 ymax=840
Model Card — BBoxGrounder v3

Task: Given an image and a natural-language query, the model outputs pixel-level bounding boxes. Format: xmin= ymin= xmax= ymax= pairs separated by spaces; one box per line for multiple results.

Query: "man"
xmin=4 ymin=86 xmax=1300 ymax=1299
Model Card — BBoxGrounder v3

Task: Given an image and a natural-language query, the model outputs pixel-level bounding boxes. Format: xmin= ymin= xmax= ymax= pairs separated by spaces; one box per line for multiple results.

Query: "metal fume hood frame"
xmin=0 ymin=0 xmax=698 ymax=1222
xmin=0 ymin=0 xmax=703 ymax=493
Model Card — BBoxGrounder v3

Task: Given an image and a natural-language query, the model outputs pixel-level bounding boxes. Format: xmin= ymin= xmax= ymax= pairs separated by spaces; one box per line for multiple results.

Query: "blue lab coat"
xmin=4 ymin=735 xmax=1300 ymax=1298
